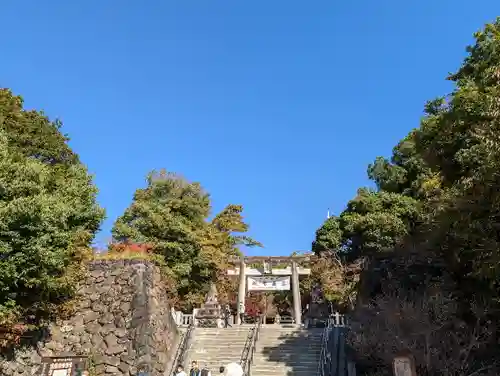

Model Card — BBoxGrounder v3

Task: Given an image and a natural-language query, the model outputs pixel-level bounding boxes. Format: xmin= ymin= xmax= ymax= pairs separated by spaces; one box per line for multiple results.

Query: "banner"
xmin=247 ymin=276 xmax=290 ymax=291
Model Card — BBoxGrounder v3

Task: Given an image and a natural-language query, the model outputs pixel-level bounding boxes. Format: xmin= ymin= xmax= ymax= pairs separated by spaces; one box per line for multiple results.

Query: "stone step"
xmin=255 ymin=345 xmax=321 ymax=356
xmin=259 ymin=328 xmax=311 ymax=330
xmin=192 ymin=337 xmax=249 ymax=342
xmin=258 ymin=336 xmax=322 ymax=341
xmin=191 ymin=340 xmax=248 ymax=343
xmin=259 ymin=328 xmax=323 ymax=331
xmin=252 ymin=367 xmax=317 ymax=372
xmin=259 ymin=329 xmax=323 ymax=332
xmin=259 ymin=331 xmax=323 ymax=334
xmin=252 ymin=369 xmax=318 ymax=376
xmin=187 ymin=349 xmax=244 ymax=355
xmin=194 ymin=331 xmax=251 ymax=334
xmin=191 ymin=336 xmax=249 ymax=340
xmin=189 ymin=347 xmax=246 ymax=353
xmin=258 ymin=339 xmax=322 ymax=343
xmin=253 ymin=360 xmax=319 ymax=364
xmin=195 ymin=329 xmax=253 ymax=333
xmin=259 ymin=338 xmax=323 ymax=341
xmin=188 ymin=351 xmax=244 ymax=355
xmin=254 ymin=354 xmax=320 ymax=359
xmin=257 ymin=342 xmax=321 ymax=351
xmin=251 ymin=365 xmax=318 ymax=371
xmin=252 ymin=372 xmax=316 ymax=374
xmin=189 ymin=341 xmax=245 ymax=349
xmin=256 ymin=346 xmax=321 ymax=350
xmin=252 ymin=362 xmax=318 ymax=368
xmin=253 ymin=354 xmax=319 ymax=360
xmin=190 ymin=340 xmax=249 ymax=345
xmin=194 ymin=334 xmax=250 ymax=337
xmin=184 ymin=359 xmax=242 ymax=366
xmin=185 ymin=357 xmax=242 ymax=362
xmin=255 ymin=374 xmax=312 ymax=376
xmin=189 ymin=345 xmax=245 ymax=350
xmin=193 ymin=336 xmax=249 ymax=340
xmin=253 ymin=373 xmax=312 ymax=376
xmin=259 ymin=334 xmax=323 ymax=337
xmin=189 ymin=356 xmax=241 ymax=367
xmin=193 ymin=334 xmax=251 ymax=337
xmin=252 ymin=363 xmax=318 ymax=368
xmin=258 ymin=345 xmax=321 ymax=348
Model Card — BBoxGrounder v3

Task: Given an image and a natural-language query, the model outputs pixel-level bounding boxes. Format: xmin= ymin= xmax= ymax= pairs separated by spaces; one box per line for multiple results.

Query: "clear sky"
xmin=2 ymin=1 xmax=499 ymax=255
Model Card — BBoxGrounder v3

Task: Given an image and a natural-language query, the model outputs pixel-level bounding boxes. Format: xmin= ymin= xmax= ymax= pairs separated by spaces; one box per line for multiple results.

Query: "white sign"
xmin=247 ymin=276 xmax=290 ymax=291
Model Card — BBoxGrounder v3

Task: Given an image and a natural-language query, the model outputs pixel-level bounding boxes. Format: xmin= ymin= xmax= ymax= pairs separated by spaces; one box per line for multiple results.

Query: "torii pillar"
xmin=291 ymin=260 xmax=301 ymax=325
xmin=236 ymin=256 xmax=246 ymax=324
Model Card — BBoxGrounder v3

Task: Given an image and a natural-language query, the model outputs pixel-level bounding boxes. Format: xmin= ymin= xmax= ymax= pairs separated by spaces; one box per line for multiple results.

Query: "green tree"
xmin=112 ymin=169 xmax=260 ymax=308
xmin=0 ymin=129 xmax=104 ymax=336
xmin=311 ymin=216 xmax=342 ymax=255
xmin=321 ymin=19 xmax=500 ymax=374
xmin=412 ymin=18 xmax=500 ymax=289
xmin=0 ymin=89 xmax=79 ymax=166
xmin=312 ymin=189 xmax=420 ymax=260
xmin=340 ymin=189 xmax=420 ymax=257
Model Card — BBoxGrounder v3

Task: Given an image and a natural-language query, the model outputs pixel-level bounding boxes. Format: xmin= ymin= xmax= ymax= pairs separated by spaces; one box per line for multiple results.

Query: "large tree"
xmin=0 ymin=97 xmax=104 ymax=341
xmin=0 ymin=89 xmax=79 ymax=166
xmin=112 ymin=169 xmax=261 ymax=308
xmin=313 ymin=18 xmax=500 ymax=375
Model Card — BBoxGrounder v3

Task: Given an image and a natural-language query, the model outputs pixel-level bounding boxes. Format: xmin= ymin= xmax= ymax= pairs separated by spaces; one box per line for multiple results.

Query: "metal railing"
xmin=317 ymin=317 xmax=333 ymax=376
xmin=317 ymin=314 xmax=354 ymax=376
xmin=240 ymin=324 xmax=256 ymax=365
xmin=240 ymin=315 xmax=263 ymax=376
xmin=169 ymin=323 xmax=195 ymax=376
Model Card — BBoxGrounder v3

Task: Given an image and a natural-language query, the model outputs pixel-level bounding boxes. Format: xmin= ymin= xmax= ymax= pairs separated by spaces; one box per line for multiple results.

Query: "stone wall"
xmin=0 ymin=259 xmax=180 ymax=376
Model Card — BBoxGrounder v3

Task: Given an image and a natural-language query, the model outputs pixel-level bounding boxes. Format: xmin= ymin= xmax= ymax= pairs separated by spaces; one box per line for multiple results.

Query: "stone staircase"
xmin=252 ymin=326 xmax=323 ymax=376
xmin=183 ymin=326 xmax=252 ymax=372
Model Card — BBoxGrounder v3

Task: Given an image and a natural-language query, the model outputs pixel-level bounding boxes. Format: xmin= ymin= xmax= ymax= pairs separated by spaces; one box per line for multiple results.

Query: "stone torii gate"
xmin=227 ymin=255 xmax=312 ymax=324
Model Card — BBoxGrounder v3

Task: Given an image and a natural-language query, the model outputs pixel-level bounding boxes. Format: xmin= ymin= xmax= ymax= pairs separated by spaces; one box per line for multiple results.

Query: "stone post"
xmin=393 ymin=350 xmax=417 ymax=376
xmin=237 ymin=256 xmax=246 ymax=324
xmin=291 ymin=260 xmax=301 ymax=325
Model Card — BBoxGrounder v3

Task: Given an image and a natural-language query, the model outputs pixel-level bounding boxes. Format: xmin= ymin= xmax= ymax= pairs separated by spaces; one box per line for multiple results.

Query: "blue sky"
xmin=2 ymin=1 xmax=499 ymax=255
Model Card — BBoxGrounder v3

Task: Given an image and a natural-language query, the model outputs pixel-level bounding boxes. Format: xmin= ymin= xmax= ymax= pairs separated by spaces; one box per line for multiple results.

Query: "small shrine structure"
xmin=227 ymin=255 xmax=313 ymax=325
xmin=195 ymin=282 xmax=223 ymax=327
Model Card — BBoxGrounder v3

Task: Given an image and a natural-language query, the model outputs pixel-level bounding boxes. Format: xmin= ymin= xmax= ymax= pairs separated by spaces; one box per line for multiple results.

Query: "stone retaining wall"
xmin=0 ymin=259 xmax=180 ymax=376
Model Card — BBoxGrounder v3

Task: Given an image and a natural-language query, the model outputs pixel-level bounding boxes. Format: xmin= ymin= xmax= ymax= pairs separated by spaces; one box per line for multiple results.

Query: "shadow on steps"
xmin=256 ymin=327 xmax=323 ymax=376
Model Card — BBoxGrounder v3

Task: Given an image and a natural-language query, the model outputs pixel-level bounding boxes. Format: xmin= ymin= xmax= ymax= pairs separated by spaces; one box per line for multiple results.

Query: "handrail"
xmin=317 ymin=316 xmax=353 ymax=376
xmin=240 ymin=324 xmax=255 ymax=365
xmin=317 ymin=318 xmax=333 ymax=376
xmin=169 ymin=323 xmax=195 ymax=376
xmin=240 ymin=315 xmax=263 ymax=376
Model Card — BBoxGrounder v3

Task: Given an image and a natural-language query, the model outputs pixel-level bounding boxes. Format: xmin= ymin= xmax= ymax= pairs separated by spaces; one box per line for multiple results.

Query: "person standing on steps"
xmin=219 ymin=366 xmax=225 ymax=376
xmin=200 ymin=365 xmax=211 ymax=376
xmin=176 ymin=365 xmax=187 ymax=376
xmin=190 ymin=361 xmax=201 ymax=376
xmin=238 ymin=301 xmax=245 ymax=325
xmin=223 ymin=304 xmax=232 ymax=328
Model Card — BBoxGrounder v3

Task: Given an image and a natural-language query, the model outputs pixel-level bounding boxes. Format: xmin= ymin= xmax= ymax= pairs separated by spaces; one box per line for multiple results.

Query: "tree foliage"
xmin=312 ymin=18 xmax=500 ymax=375
xmin=112 ymin=169 xmax=261 ymax=309
xmin=0 ymin=89 xmax=79 ymax=166
xmin=0 ymin=90 xmax=104 ymax=343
